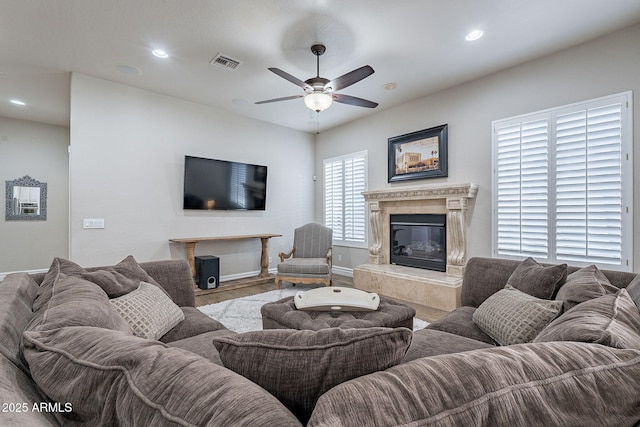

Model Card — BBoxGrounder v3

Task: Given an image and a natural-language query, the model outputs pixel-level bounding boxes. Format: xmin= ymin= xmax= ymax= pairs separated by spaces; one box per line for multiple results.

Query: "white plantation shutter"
xmin=324 ymin=151 xmax=368 ymax=245
xmin=555 ymin=102 xmax=623 ymax=265
xmin=492 ymin=92 xmax=632 ymax=271
xmin=495 ymin=117 xmax=549 ymax=258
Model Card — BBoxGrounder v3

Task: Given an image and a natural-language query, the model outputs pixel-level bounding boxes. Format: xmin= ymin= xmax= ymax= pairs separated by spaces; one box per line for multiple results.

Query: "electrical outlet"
xmin=83 ymin=218 xmax=105 ymax=229
xmin=338 ymin=254 xmax=343 ymax=262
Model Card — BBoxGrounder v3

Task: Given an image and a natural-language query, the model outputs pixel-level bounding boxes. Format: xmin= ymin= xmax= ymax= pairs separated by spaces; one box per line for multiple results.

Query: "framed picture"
xmin=388 ymin=124 xmax=448 ymax=182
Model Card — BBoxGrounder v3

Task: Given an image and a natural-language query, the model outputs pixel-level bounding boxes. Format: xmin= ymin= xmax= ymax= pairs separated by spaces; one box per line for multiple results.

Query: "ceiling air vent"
xmin=210 ymin=53 xmax=241 ymax=71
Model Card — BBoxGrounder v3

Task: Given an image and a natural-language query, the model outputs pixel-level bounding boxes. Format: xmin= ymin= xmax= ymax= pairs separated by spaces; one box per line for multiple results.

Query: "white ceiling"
xmin=2 ymin=0 xmax=640 ymax=133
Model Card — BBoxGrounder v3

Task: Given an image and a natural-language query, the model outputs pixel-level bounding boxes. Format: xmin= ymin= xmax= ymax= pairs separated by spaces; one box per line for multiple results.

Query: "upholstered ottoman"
xmin=261 ymin=296 xmax=416 ymax=330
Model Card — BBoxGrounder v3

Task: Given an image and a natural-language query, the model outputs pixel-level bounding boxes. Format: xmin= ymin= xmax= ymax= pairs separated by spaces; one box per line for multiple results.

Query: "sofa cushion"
xmin=424 ymin=306 xmax=497 ymax=345
xmin=110 ymin=282 xmax=184 ymax=340
xmin=159 ymin=307 xmax=229 ymax=343
xmin=26 ymin=270 xmax=131 ymax=334
xmin=277 ymin=258 xmax=330 ymax=275
xmin=403 ymin=329 xmax=494 ymax=363
xmin=534 ymin=288 xmax=640 ymax=350
xmin=166 ymin=329 xmax=237 ymax=365
xmin=556 ymin=265 xmax=619 ymax=312
xmin=23 ymin=326 xmax=302 ymax=427
xmin=624 ymin=273 xmax=640 ymax=310
xmin=506 ymin=257 xmax=567 ymax=299
xmin=473 ymin=285 xmax=562 ymax=345
xmin=307 ymin=342 xmax=640 ymax=427
xmin=0 ymin=356 xmax=60 ymax=427
xmin=212 ymin=327 xmax=412 ymax=424
xmin=0 ymin=273 xmax=39 ymax=372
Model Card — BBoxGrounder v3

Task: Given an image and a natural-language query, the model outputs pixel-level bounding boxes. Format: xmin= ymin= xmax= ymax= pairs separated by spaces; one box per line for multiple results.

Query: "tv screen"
xmin=183 ymin=155 xmax=267 ymax=211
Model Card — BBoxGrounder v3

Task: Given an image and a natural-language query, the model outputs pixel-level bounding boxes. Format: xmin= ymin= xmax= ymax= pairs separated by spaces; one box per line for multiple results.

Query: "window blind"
xmin=324 ymin=151 xmax=368 ymax=245
xmin=492 ymin=92 xmax=632 ymax=271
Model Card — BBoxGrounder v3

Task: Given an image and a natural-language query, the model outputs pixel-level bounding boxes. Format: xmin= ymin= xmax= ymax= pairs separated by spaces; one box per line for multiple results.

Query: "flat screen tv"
xmin=183 ymin=155 xmax=267 ymax=211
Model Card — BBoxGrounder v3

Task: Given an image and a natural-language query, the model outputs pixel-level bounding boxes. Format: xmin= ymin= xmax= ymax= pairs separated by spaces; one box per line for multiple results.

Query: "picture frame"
xmin=388 ymin=124 xmax=448 ymax=182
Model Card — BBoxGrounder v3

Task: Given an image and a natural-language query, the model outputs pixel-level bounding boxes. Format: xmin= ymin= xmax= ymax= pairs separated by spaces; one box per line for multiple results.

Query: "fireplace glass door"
xmin=390 ymin=214 xmax=446 ymax=271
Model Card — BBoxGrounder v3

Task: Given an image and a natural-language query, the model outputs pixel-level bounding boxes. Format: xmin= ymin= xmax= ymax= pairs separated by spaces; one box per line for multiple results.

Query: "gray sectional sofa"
xmin=1 ymin=255 xmax=639 ymax=426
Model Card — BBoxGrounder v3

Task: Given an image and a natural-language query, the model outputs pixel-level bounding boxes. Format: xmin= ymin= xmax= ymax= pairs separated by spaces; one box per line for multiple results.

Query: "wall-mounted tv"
xmin=183 ymin=155 xmax=267 ymax=211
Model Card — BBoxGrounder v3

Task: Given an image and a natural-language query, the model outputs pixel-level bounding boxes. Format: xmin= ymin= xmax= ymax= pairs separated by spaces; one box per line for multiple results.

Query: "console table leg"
xmin=185 ymin=242 xmax=197 ymax=278
xmin=259 ymin=237 xmax=270 ymax=278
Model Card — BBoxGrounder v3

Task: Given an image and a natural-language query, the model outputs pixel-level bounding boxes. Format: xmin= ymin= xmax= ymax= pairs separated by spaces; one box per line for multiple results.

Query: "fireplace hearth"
xmin=390 ymin=214 xmax=446 ymax=271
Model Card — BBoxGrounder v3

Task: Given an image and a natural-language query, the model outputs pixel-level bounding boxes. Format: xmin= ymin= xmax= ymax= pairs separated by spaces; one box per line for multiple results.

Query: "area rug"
xmin=198 ymin=288 xmax=429 ymax=333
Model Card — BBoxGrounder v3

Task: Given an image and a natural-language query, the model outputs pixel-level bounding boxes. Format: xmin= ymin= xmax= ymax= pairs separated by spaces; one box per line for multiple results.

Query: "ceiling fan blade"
xmin=255 ymin=95 xmax=304 ymax=105
xmin=332 ymin=93 xmax=378 ymax=108
xmin=327 ymin=65 xmax=374 ymax=92
xmin=268 ymin=68 xmax=312 ymax=91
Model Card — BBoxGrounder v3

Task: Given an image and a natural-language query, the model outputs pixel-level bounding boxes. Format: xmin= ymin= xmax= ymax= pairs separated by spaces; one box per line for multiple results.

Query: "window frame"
xmin=491 ymin=91 xmax=633 ymax=272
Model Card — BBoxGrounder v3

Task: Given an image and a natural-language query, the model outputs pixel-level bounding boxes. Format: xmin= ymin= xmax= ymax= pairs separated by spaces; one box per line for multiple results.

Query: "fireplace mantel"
xmin=362 ymin=183 xmax=478 ymax=277
xmin=355 ymin=183 xmax=478 ymax=312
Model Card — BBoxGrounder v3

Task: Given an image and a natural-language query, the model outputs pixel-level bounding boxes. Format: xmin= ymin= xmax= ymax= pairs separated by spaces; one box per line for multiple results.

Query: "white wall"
xmin=0 ymin=117 xmax=69 ymax=273
xmin=316 ymin=23 xmax=640 ymax=272
xmin=70 ymin=74 xmax=315 ymax=276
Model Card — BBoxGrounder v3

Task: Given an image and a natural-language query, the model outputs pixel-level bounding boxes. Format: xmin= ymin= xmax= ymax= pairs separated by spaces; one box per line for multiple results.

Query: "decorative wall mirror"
xmin=5 ymin=176 xmax=47 ymax=221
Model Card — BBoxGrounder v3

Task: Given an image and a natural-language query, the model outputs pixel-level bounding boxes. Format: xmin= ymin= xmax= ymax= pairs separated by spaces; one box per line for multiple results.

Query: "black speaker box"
xmin=195 ymin=255 xmax=220 ymax=290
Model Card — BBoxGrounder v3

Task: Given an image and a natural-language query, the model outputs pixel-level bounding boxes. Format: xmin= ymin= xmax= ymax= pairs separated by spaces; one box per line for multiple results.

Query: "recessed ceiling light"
xmin=117 ymin=64 xmax=142 ymax=75
xmin=10 ymin=99 xmax=26 ymax=106
xmin=383 ymin=83 xmax=398 ymax=91
xmin=151 ymin=49 xmax=169 ymax=59
xmin=465 ymin=30 xmax=484 ymax=41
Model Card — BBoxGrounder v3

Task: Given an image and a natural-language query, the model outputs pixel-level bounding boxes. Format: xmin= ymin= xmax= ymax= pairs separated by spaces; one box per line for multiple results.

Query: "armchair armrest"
xmin=279 ymin=248 xmax=295 ymax=262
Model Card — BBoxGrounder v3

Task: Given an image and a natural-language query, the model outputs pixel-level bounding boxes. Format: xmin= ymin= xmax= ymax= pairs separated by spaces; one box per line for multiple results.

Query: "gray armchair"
xmin=275 ymin=223 xmax=333 ymax=289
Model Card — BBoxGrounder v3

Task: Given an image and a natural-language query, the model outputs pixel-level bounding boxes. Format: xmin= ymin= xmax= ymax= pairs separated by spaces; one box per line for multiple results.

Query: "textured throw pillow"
xmin=473 ymin=285 xmax=562 ymax=346
xmin=307 ymin=342 xmax=640 ymax=426
xmin=506 ymin=257 xmax=567 ymax=299
xmin=555 ymin=265 xmax=619 ymax=312
xmin=23 ymin=326 xmax=301 ymax=427
xmin=625 ymin=274 xmax=640 ymax=310
xmin=534 ymin=288 xmax=640 ymax=350
xmin=110 ymin=282 xmax=184 ymax=340
xmin=213 ymin=327 xmax=412 ymax=424
xmin=25 ymin=271 xmax=131 ymax=334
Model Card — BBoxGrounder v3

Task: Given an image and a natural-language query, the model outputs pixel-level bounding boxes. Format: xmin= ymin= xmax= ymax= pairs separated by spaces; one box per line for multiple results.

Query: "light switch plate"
xmin=83 ymin=218 xmax=105 ymax=229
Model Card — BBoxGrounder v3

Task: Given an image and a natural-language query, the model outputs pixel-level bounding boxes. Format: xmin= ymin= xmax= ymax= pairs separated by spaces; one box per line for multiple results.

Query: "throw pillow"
xmin=625 ymin=273 xmax=640 ymax=310
xmin=506 ymin=257 xmax=567 ymax=299
xmin=25 ymin=271 xmax=131 ymax=334
xmin=23 ymin=326 xmax=300 ymax=427
xmin=472 ymin=285 xmax=562 ymax=346
xmin=34 ymin=256 xmax=167 ymax=305
xmin=534 ymin=288 xmax=640 ymax=350
xmin=555 ymin=265 xmax=619 ymax=312
xmin=110 ymin=282 xmax=184 ymax=340
xmin=212 ymin=327 xmax=412 ymax=424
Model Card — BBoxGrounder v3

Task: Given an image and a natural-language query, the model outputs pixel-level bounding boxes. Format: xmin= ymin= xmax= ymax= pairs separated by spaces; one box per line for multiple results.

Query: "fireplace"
xmin=390 ymin=214 xmax=446 ymax=272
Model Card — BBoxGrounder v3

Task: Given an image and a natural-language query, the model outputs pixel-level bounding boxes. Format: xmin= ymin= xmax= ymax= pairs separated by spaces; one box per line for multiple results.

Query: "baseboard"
xmin=0 ymin=268 xmax=48 ymax=281
xmin=220 ymin=268 xmax=278 ymax=283
xmin=332 ymin=266 xmax=353 ymax=278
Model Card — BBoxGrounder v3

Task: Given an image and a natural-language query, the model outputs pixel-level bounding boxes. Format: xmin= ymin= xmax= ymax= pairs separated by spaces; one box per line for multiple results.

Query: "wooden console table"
xmin=169 ymin=234 xmax=282 ymax=280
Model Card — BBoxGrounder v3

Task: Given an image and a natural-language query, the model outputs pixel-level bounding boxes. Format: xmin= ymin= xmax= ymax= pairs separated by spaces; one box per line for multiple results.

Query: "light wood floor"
xmin=194 ymin=275 xmax=448 ymax=323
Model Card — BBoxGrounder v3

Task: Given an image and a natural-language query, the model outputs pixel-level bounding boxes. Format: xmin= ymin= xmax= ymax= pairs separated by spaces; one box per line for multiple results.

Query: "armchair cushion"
xmin=277 ymin=258 xmax=330 ymax=276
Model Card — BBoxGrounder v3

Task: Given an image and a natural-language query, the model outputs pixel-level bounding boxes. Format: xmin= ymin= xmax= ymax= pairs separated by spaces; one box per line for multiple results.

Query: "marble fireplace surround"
xmin=353 ymin=183 xmax=478 ymax=312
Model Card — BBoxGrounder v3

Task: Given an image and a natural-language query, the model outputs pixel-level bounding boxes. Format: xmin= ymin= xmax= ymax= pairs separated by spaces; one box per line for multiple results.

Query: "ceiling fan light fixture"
xmin=304 ymin=92 xmax=333 ymax=112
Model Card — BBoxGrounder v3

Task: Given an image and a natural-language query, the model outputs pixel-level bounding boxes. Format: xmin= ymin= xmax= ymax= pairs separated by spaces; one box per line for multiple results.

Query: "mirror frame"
xmin=5 ymin=175 xmax=47 ymax=221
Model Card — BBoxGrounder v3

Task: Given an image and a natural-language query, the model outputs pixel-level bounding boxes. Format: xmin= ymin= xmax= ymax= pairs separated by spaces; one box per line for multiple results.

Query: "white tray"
xmin=294 ymin=287 xmax=380 ymax=312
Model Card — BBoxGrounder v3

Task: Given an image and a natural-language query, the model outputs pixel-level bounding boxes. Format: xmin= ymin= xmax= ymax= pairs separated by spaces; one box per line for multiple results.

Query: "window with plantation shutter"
xmin=492 ymin=92 xmax=633 ymax=271
xmin=324 ymin=151 xmax=368 ymax=246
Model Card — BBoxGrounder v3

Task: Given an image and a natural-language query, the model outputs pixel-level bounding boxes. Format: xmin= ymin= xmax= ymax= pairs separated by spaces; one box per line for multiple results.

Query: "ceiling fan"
xmin=256 ymin=44 xmax=378 ymax=113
